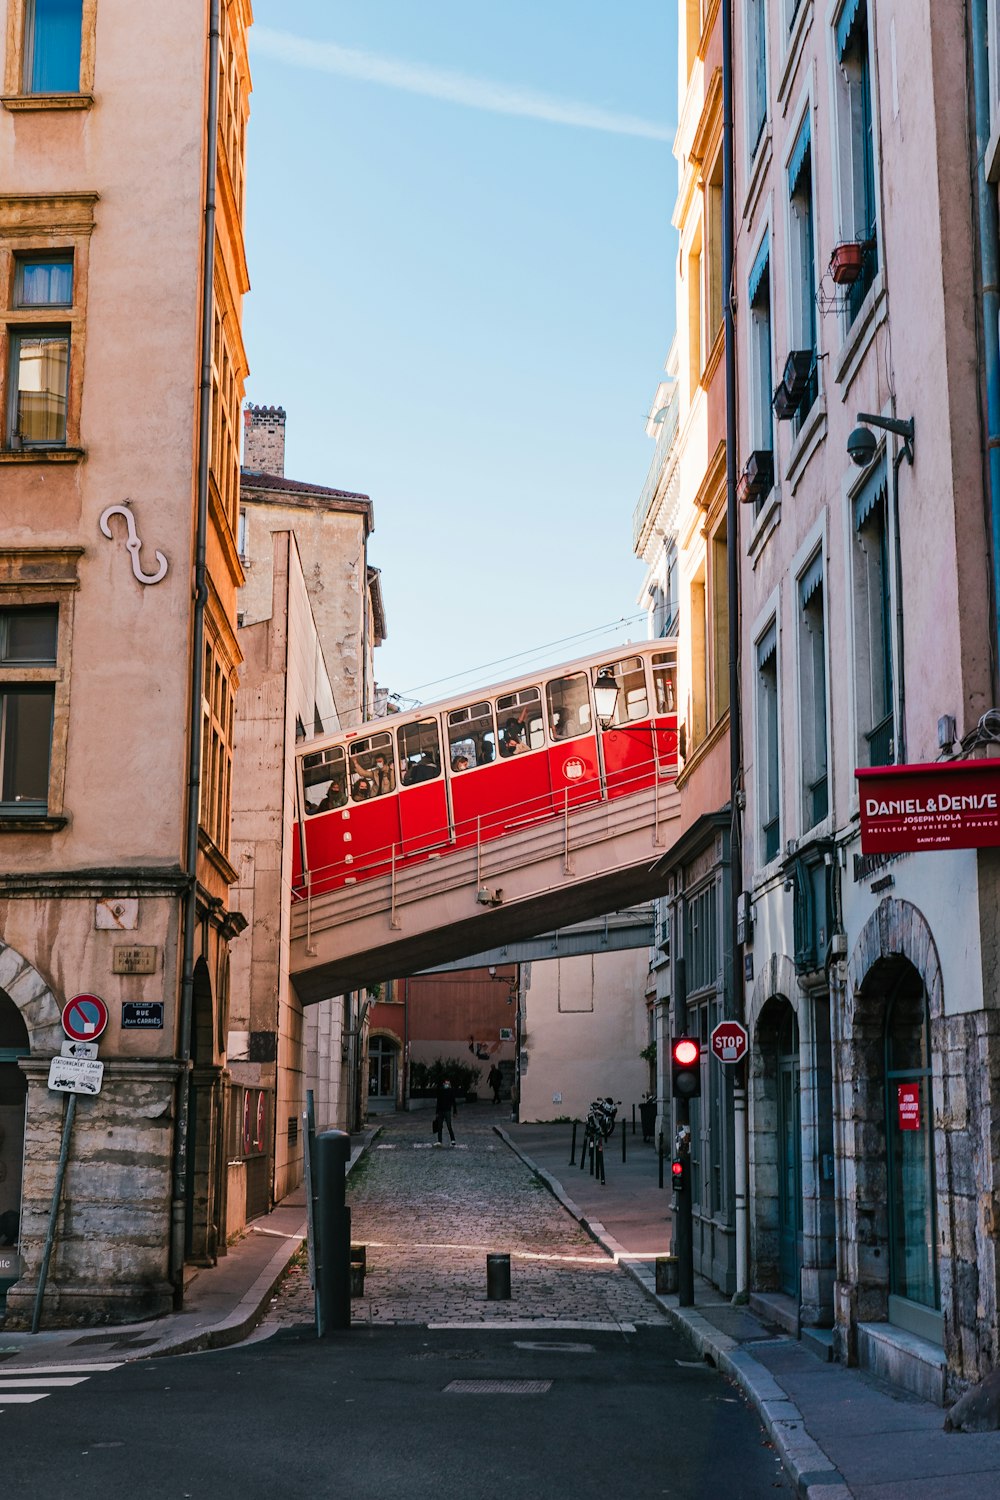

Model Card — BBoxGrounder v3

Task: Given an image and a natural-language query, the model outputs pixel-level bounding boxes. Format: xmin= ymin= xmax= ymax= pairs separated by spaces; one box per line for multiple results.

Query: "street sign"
xmin=48 ymin=1056 xmax=104 ymax=1096
xmin=61 ymin=1039 xmax=99 ymax=1060
xmin=710 ymin=1020 xmax=749 ymax=1066
xmin=121 ymin=1001 xmax=163 ymax=1029
xmin=62 ymin=993 xmax=109 ymax=1042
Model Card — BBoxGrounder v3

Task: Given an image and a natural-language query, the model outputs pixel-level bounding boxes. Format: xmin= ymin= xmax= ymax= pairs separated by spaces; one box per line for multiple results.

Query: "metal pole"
xmin=632 ymin=1102 xmax=636 ymax=1135
xmin=569 ymin=1119 xmax=577 ymax=1165
xmin=315 ymin=1130 xmax=351 ymax=1335
xmin=32 ymin=1092 xmax=77 ymax=1334
xmin=658 ymin=1130 xmax=664 ymax=1189
xmin=621 ymin=1117 xmax=627 ymax=1164
xmin=673 ymin=954 xmax=694 ymax=1307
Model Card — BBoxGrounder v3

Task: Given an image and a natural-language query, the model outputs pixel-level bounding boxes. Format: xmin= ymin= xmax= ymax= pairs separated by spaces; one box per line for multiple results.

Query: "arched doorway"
xmin=367 ymin=1034 xmax=399 ymax=1114
xmin=884 ymin=968 xmax=939 ymax=1336
xmin=751 ymin=993 xmax=803 ymax=1299
xmin=0 ymin=991 xmax=29 ymax=1285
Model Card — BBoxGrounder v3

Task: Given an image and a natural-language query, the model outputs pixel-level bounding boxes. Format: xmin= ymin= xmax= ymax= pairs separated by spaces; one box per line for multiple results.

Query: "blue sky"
xmin=243 ymin=2 xmax=678 ymax=707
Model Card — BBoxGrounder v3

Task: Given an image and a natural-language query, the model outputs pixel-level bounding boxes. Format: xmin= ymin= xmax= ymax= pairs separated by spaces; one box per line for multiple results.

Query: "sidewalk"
xmin=0 ymin=1133 xmax=371 ymax=1370
xmin=502 ymin=1118 xmax=1000 ymax=1500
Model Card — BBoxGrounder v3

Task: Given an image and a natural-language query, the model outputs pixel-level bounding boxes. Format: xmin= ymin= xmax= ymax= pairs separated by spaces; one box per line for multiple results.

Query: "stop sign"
xmin=710 ymin=1019 xmax=749 ymax=1065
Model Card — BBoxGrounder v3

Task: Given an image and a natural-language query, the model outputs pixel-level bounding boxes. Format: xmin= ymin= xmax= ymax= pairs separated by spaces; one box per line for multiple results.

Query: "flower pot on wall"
xmin=829 ymin=241 xmax=865 ymax=285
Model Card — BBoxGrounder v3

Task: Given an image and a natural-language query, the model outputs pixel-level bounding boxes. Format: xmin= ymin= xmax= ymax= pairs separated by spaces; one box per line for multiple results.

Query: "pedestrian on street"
xmin=434 ymin=1077 xmax=457 ymax=1145
xmin=487 ymin=1063 xmax=503 ymax=1104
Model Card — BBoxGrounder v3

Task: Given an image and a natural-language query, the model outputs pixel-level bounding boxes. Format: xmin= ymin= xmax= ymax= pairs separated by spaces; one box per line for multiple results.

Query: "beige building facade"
xmin=0 ymin=0 xmax=252 ymax=1324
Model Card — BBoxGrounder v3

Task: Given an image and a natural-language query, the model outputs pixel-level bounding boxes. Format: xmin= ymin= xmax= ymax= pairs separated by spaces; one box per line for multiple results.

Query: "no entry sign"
xmin=710 ymin=1020 xmax=749 ymax=1066
xmin=62 ymin=993 xmax=109 ymax=1043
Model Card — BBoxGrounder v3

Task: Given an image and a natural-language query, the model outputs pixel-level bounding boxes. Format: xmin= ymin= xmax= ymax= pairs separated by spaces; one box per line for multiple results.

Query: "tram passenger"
xmin=371 ymin=753 xmax=395 ymax=796
xmin=315 ymin=777 xmax=347 ymax=812
xmin=452 ymin=754 xmax=470 ymax=772
xmin=353 ymin=775 xmax=372 ymax=800
xmin=403 ymin=753 xmax=439 ymax=784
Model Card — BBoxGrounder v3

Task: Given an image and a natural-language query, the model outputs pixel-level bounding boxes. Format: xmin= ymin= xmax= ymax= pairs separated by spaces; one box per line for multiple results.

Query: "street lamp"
xmin=593 ymin=667 xmax=620 ymax=729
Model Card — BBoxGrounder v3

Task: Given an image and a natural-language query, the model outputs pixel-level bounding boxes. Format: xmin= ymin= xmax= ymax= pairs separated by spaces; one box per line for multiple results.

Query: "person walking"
xmin=487 ymin=1063 xmax=503 ymax=1104
xmin=434 ymin=1077 xmax=457 ymax=1145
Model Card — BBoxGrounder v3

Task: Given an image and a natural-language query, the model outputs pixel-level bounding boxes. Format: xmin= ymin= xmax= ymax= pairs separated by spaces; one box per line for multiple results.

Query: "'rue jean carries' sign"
xmin=856 ymin=759 xmax=1000 ymax=854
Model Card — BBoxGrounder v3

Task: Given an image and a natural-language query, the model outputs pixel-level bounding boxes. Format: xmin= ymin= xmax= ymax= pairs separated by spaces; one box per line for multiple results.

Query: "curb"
xmin=496 ymin=1126 xmax=846 ymax=1500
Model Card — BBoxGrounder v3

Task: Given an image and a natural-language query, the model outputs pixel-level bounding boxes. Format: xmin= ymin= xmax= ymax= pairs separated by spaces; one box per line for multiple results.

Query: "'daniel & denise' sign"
xmin=856 ymin=760 xmax=1000 ymax=854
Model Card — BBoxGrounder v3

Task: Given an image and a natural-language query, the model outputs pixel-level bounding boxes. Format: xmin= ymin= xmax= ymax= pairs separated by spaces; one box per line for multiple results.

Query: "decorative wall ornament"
xmin=99 ymin=503 xmax=168 ymax=585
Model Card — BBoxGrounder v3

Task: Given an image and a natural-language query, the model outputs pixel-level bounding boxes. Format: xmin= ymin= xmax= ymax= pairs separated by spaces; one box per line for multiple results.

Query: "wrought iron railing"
xmin=865 ymin=713 xmax=895 ymax=768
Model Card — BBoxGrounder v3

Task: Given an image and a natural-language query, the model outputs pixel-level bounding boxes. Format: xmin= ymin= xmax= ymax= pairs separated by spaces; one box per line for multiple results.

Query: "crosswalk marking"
xmin=0 ymin=1363 xmax=122 ymax=1374
xmin=0 ymin=1394 xmax=48 ymax=1404
xmin=0 ymin=1377 xmax=90 ymax=1387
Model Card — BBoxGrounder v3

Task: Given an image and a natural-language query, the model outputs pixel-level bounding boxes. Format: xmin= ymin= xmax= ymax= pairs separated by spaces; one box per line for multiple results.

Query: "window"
xmin=756 ymin=622 xmax=780 ymax=863
xmin=798 ymin=552 xmax=828 ymax=828
xmin=747 ymin=0 xmax=768 ymax=153
xmin=0 ymin=606 xmax=57 ymax=813
xmin=4 ymin=250 xmax=77 ymax=451
xmin=448 ymin=701 xmax=496 ymax=769
xmin=787 ymin=116 xmax=818 ymax=427
xmin=652 ymin=653 xmax=677 ymax=715
xmin=545 ymin=674 xmax=592 ymax=742
xmin=237 ymin=509 xmax=248 ymax=560
xmin=687 ymin=225 xmax=704 ymax=392
xmin=200 ymin=637 xmax=235 ymax=850
xmin=398 ymin=718 xmax=442 ymax=783
xmin=710 ymin=522 xmax=730 ymax=722
xmin=497 ymin=687 xmax=543 ymax=757
xmin=302 ymin=744 xmax=347 ymax=814
xmin=592 ymin=658 xmax=648 ymax=728
xmin=347 ymin=731 xmax=395 ymax=801
xmin=748 ymin=237 xmax=774 ymax=487
xmin=706 ymin=155 xmax=724 ymax=346
xmin=23 ymin=0 xmax=83 ymax=94
xmin=690 ymin=564 xmax=708 ymax=747
xmin=661 ymin=540 xmax=679 ymax=637
xmin=835 ymin=0 xmax=878 ymax=324
xmin=852 ymin=464 xmax=894 ymax=766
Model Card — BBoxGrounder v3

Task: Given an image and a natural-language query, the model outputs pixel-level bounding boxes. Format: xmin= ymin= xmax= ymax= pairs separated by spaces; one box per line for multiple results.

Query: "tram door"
xmin=395 ymin=717 xmax=450 ymax=856
xmin=543 ymin=671 xmax=602 ymax=811
xmin=595 ymin=656 xmax=658 ymax=799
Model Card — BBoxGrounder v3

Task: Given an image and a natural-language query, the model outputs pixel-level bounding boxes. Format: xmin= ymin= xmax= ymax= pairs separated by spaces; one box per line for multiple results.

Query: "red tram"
xmin=293 ymin=641 xmax=678 ymax=897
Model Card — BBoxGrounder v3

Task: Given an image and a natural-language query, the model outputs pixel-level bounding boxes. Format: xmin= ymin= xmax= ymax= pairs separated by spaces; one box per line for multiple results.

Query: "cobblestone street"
xmin=266 ymin=1106 xmax=668 ymax=1329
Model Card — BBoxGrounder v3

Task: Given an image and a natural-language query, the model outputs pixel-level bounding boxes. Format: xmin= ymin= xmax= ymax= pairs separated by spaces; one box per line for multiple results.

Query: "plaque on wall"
xmin=113 ymin=945 xmax=158 ymax=975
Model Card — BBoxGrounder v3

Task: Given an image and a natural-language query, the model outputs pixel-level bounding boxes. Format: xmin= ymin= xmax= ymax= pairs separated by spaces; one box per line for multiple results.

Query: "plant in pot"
xmin=639 ymin=1041 xmax=658 ymax=1142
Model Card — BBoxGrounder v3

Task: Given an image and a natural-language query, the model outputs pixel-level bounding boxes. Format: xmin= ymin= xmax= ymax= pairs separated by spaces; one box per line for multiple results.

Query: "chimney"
xmin=243 ymin=404 xmax=286 ymax=477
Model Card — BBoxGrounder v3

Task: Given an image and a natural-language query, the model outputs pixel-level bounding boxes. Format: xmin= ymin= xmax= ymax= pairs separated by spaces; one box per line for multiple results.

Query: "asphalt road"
xmin=4 ymin=1324 xmax=791 ymax=1498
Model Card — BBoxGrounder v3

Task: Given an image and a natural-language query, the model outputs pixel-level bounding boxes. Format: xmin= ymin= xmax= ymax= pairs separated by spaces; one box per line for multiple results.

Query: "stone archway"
xmin=0 ymin=939 xmax=63 ymax=1053
xmin=841 ymin=898 xmax=947 ymax=1357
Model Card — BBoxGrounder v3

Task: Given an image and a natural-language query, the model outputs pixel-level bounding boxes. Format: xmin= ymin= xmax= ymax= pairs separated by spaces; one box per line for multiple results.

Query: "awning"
xmin=748 ymin=236 xmax=770 ymax=306
xmin=836 ymin=0 xmax=864 ymax=61
xmin=788 ymin=114 xmax=811 ymax=199
xmin=853 ymin=463 xmax=887 ymax=530
xmin=799 ymin=551 xmax=824 ymax=608
xmin=757 ymin=621 xmax=777 ymax=670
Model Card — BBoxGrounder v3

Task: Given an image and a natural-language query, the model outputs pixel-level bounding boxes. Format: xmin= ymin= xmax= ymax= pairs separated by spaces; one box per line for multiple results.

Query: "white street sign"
xmin=47 ymin=1056 xmax=104 ymax=1096
xmin=60 ymin=1040 xmax=99 ymax=1060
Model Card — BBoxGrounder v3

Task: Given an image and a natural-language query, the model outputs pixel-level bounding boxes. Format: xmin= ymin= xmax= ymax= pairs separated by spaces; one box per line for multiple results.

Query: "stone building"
xmin=0 ymin=0 xmax=253 ymax=1324
xmin=632 ymin=0 xmax=740 ymax=1295
xmin=731 ymin=0 xmax=998 ymax=1401
xmin=229 ymin=405 xmax=387 ymax=1206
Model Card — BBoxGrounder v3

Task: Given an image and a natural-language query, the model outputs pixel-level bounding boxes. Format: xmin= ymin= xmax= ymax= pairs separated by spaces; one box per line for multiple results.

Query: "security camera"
xmin=847 ymin=424 xmax=878 ymax=468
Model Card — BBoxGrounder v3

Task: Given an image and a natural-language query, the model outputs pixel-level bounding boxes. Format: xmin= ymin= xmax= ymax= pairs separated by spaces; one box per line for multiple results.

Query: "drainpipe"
xmin=970 ymin=0 xmax=1000 ymax=689
xmin=361 ymin=533 xmax=370 ymax=723
xmin=891 ymin=442 xmax=909 ymax=764
xmin=170 ymin=0 xmax=221 ymax=1304
xmin=721 ymin=0 xmax=748 ymax=1300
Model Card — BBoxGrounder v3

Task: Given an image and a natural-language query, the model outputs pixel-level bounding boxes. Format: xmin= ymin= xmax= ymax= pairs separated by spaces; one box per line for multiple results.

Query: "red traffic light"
xmin=670 ymin=1035 xmax=701 ymax=1099
xmin=672 ymin=1039 xmax=699 ymax=1066
xmin=671 ymin=1159 xmax=685 ymax=1189
xmin=671 ymin=1160 xmax=684 ymax=1178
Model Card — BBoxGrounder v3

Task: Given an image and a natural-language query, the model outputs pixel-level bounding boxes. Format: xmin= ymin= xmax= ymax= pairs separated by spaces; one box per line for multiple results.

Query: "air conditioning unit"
xmin=737 ymin=449 xmax=775 ymax=505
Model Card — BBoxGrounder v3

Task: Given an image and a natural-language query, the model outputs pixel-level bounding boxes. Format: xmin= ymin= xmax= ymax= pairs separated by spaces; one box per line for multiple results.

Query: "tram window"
xmin=545 ymin=673 xmax=592 ymax=741
xmin=347 ymin=731 xmax=396 ymax=801
xmin=653 ymin=652 xmax=677 ymax=714
xmin=448 ymin=701 xmax=496 ymax=769
xmin=398 ymin=718 xmax=442 ymax=785
xmin=302 ymin=744 xmax=348 ymax=814
xmin=594 ymin=657 xmax=649 ymax=728
xmin=497 ymin=687 xmax=543 ymax=757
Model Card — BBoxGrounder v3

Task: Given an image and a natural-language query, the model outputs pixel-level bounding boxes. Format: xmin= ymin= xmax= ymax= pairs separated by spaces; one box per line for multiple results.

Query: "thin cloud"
xmin=251 ymin=25 xmax=673 ymax=143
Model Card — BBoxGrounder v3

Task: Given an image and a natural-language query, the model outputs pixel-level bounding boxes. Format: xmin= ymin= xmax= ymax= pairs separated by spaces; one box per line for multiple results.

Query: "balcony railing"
xmin=865 ymin=713 xmax=895 ymax=768
xmin=632 ymin=394 xmax=680 ymax=551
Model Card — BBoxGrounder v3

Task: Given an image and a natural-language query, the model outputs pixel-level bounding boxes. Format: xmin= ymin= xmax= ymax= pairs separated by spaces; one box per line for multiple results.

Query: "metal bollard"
xmin=570 ymin=1119 xmax=577 ymax=1166
xmin=315 ymin=1129 xmax=352 ymax=1334
xmin=350 ymin=1262 xmax=365 ymax=1299
xmin=597 ymin=1138 xmax=606 ymax=1186
xmin=589 ymin=1135 xmax=595 ymax=1176
xmin=621 ymin=1117 xmax=627 ymax=1163
xmin=658 ymin=1130 xmax=664 ymax=1189
xmin=655 ymin=1256 xmax=679 ymax=1295
xmin=486 ymin=1253 xmax=511 ymax=1300
xmin=632 ymin=1102 xmax=636 ymax=1136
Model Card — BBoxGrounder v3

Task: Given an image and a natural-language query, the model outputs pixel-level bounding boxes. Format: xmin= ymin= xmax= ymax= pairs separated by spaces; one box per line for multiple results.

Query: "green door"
xmin=777 ymin=1007 xmax=802 ymax=1298
xmin=885 ymin=977 xmax=941 ymax=1341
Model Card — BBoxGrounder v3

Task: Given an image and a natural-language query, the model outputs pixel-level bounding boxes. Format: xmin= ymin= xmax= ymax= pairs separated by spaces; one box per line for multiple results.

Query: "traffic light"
xmin=671 ymin=1035 xmax=701 ymax=1099
xmin=671 ymin=1158 xmax=686 ymax=1191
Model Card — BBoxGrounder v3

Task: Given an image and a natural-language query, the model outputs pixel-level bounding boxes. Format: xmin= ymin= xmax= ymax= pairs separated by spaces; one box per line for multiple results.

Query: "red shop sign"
xmin=856 ymin=759 xmax=1000 ymax=855
xmin=897 ymin=1083 xmax=921 ymax=1132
